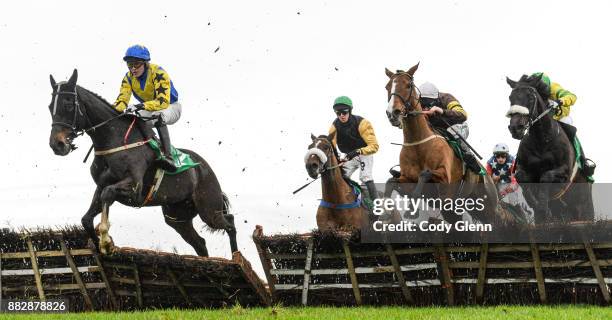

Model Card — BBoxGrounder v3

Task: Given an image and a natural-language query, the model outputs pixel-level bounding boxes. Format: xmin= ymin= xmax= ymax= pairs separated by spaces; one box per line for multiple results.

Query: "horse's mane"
xmin=517 ymin=74 xmax=551 ymax=100
xmin=317 ymin=134 xmax=340 ymax=161
xmin=77 ymin=85 xmax=118 ymax=112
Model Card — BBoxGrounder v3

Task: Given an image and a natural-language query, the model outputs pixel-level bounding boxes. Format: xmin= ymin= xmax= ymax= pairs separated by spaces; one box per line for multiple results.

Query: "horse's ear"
xmin=407 ymin=62 xmax=419 ymax=76
xmin=50 ymin=74 xmax=56 ymax=88
xmin=68 ymin=69 xmax=78 ymax=85
xmin=385 ymin=68 xmax=394 ymax=78
xmin=311 ymin=133 xmax=316 ymax=142
xmin=506 ymin=77 xmax=517 ymax=88
xmin=327 ymin=131 xmax=336 ymax=143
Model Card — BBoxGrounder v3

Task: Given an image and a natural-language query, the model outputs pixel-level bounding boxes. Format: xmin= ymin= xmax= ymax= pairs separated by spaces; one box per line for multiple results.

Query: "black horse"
xmin=48 ymin=69 xmax=237 ymax=256
xmin=506 ymin=74 xmax=593 ymax=223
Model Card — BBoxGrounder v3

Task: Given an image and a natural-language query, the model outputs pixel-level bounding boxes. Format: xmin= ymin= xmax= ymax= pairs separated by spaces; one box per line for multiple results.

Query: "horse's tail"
xmin=222 ymin=192 xmax=231 ymax=215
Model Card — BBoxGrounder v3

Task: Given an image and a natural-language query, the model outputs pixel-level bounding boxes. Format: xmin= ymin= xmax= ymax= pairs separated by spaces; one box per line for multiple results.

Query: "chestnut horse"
xmin=304 ymin=133 xmax=368 ymax=231
xmin=384 ymin=63 xmax=513 ymax=225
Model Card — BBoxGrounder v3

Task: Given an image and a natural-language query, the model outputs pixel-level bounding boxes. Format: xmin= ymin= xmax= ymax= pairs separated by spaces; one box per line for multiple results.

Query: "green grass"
xmin=0 ymin=305 xmax=611 ymax=320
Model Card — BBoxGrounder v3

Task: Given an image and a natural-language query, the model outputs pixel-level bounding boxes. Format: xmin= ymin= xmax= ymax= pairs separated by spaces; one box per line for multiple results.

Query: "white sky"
xmin=1 ymin=0 xmax=611 ymax=277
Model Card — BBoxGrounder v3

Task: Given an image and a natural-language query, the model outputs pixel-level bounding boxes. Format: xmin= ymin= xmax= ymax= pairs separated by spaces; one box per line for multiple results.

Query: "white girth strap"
xmin=141 ymin=168 xmax=165 ymax=206
xmin=403 ymin=134 xmax=444 ymax=147
xmin=552 ymin=159 xmax=579 ymax=200
xmin=94 ymin=139 xmax=151 ymax=156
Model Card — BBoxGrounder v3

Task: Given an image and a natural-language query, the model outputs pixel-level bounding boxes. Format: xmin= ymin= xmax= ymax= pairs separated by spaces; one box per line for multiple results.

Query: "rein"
xmin=51 ymin=84 xmax=128 ymax=136
xmin=52 ymin=84 xmax=152 ymax=159
xmin=293 ymin=139 xmax=346 ymax=195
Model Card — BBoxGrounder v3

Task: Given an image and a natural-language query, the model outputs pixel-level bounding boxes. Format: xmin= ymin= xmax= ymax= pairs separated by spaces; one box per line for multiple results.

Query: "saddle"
xmin=133 ymin=117 xmax=199 ymax=175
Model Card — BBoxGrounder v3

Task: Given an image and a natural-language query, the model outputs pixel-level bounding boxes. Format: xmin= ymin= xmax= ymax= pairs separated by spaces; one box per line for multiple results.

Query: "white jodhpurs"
xmin=139 ymin=102 xmax=182 ymax=125
xmin=342 ymin=154 xmax=374 ymax=183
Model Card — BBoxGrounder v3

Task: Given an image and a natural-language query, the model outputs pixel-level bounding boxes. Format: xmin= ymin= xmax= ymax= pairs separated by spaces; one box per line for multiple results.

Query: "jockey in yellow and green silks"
xmin=532 ymin=72 xmax=576 ymax=124
xmin=114 ymin=44 xmax=180 ymax=172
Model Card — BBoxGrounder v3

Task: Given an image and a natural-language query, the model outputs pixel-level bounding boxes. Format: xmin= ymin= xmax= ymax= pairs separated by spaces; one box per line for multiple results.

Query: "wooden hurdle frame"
xmin=253 ymin=225 xmax=612 ymax=306
xmin=0 ymin=230 xmax=269 ymax=311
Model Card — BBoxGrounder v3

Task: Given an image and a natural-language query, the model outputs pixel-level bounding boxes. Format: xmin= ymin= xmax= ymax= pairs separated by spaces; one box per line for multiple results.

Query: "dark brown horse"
xmin=384 ymin=63 xmax=513 ymax=225
xmin=47 ymin=69 xmax=237 ymax=256
xmin=304 ymin=133 xmax=368 ymax=231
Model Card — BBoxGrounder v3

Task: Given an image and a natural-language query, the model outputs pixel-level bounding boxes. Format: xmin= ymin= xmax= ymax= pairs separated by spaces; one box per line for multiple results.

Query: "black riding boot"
xmin=155 ymin=119 xmax=177 ymax=172
xmin=135 ymin=118 xmax=153 ymax=140
xmin=581 ymin=147 xmax=596 ymax=177
xmin=365 ymin=180 xmax=378 ymax=202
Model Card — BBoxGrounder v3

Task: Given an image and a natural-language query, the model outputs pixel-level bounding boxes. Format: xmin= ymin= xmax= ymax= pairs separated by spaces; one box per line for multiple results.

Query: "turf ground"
xmin=0 ymin=305 xmax=611 ymax=320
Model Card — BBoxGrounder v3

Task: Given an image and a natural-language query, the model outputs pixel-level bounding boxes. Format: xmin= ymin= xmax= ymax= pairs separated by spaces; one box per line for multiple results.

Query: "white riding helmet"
xmin=493 ymin=143 xmax=510 ymax=155
xmin=419 ymin=82 xmax=439 ymax=99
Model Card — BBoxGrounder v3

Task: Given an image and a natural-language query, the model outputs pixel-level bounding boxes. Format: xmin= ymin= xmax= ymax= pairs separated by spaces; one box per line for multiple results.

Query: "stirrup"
xmin=389 ymin=169 xmax=401 ymax=178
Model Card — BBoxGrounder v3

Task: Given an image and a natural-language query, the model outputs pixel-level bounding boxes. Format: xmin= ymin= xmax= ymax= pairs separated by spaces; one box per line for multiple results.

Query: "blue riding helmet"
xmin=123 ymin=45 xmax=151 ymax=62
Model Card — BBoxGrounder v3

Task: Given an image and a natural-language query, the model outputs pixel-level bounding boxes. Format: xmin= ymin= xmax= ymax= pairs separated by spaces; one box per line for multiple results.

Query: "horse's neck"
xmin=321 ymin=159 xmax=352 ymax=203
xmin=530 ymin=101 xmax=555 ymax=142
xmin=78 ymin=88 xmax=144 ymax=149
xmin=403 ymin=115 xmax=435 ymax=143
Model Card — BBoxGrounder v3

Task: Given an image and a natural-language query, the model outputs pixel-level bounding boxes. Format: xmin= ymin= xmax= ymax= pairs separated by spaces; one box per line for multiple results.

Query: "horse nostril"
xmin=392 ymin=109 xmax=401 ymax=117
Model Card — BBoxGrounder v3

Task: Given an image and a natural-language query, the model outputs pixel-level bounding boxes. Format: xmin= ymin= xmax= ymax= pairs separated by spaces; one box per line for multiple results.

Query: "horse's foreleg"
xmin=98 ymin=203 xmax=114 ymax=255
xmin=412 ymin=170 xmax=433 ymax=197
xmin=98 ymin=178 xmax=134 ymax=254
xmin=82 ymin=186 xmax=103 ymax=248
xmin=536 ymin=169 xmax=568 ymax=223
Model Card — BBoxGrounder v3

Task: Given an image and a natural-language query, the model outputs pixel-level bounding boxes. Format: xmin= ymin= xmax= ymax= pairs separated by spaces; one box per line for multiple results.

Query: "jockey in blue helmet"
xmin=113 ymin=45 xmax=180 ymax=171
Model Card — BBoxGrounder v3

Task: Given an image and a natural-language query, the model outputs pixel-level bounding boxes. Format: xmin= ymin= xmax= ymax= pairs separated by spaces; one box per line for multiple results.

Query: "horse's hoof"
xmin=99 ymin=239 xmax=115 ymax=255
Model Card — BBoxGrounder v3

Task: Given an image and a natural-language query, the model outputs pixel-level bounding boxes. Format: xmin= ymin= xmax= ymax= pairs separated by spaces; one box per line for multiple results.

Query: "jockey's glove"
xmin=345 ymin=149 xmax=361 ymax=160
xmin=125 ymin=103 xmax=145 ymax=114
xmin=551 ymin=100 xmax=564 ymax=116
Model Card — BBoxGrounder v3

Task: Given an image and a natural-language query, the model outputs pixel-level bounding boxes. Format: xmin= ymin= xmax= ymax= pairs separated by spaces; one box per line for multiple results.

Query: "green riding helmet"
xmin=532 ymin=72 xmax=551 ymax=87
xmin=333 ymin=96 xmax=353 ymax=112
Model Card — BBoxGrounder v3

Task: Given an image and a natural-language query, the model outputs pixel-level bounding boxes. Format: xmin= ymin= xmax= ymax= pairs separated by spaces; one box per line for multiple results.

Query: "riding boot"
xmin=365 ymin=180 xmax=379 ymax=201
xmin=135 ymin=118 xmax=153 ymax=140
xmin=154 ymin=119 xmax=178 ymax=172
xmin=463 ymin=152 xmax=483 ymax=174
xmin=581 ymin=147 xmax=596 ymax=178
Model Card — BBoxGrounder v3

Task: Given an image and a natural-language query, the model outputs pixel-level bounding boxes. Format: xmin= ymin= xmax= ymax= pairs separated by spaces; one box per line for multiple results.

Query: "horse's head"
xmin=385 ymin=63 xmax=421 ymax=128
xmin=48 ymin=69 xmax=85 ymax=156
xmin=505 ymin=74 xmax=550 ymax=139
xmin=304 ymin=133 xmax=338 ymax=179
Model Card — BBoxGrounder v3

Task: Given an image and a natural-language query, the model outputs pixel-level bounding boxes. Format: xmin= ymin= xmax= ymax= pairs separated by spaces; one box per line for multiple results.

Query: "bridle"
xmin=388 ymin=72 xmax=423 ymax=118
xmin=511 ymin=85 xmax=553 ymax=133
xmin=308 ymin=138 xmax=344 ymax=175
xmin=295 ymin=138 xmax=346 ymax=194
xmin=51 ymin=83 xmax=127 ymax=137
